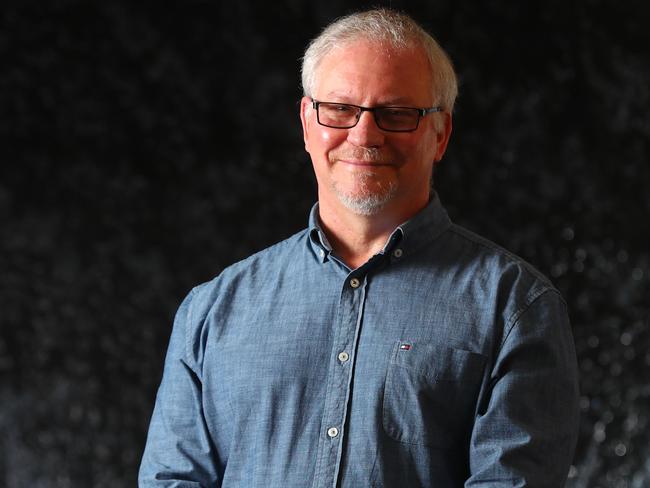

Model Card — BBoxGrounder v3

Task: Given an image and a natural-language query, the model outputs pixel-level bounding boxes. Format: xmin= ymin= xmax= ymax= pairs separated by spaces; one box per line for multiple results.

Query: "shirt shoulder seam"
xmin=500 ymin=287 xmax=565 ymax=350
xmin=182 ymin=286 xmax=200 ymax=374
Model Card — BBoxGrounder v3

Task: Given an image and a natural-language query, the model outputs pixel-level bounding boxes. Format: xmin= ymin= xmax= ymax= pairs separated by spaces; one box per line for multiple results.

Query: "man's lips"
xmin=337 ymin=159 xmax=393 ymax=166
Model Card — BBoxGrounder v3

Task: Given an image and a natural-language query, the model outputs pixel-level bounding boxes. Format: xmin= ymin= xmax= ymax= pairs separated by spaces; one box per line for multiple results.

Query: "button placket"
xmin=312 ymin=274 xmax=367 ymax=487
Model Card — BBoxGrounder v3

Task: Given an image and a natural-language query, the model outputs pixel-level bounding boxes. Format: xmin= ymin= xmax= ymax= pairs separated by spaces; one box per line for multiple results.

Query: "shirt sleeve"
xmin=466 ymin=289 xmax=580 ymax=487
xmin=139 ymin=289 xmax=221 ymax=487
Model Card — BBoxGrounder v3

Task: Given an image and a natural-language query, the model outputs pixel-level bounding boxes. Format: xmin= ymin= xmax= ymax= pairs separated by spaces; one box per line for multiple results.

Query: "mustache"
xmin=329 ymin=147 xmax=394 ymax=164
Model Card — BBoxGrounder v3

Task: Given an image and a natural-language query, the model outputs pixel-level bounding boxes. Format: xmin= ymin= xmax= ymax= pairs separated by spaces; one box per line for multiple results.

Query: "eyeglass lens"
xmin=317 ymin=103 xmax=421 ymax=131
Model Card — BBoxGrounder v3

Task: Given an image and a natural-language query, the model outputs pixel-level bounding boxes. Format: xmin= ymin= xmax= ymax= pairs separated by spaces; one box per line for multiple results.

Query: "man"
xmin=140 ymin=8 xmax=579 ymax=487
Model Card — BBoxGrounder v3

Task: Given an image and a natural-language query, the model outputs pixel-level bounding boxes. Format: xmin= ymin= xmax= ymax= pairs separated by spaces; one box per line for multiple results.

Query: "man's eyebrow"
xmin=380 ymin=98 xmax=421 ymax=106
xmin=322 ymin=92 xmax=354 ymax=101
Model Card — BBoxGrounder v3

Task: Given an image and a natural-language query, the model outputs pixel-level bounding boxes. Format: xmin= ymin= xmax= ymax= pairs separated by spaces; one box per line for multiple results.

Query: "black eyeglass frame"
xmin=311 ymin=98 xmax=443 ymax=132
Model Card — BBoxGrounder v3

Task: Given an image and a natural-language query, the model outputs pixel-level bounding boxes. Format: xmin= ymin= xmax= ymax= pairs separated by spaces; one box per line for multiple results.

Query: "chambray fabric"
xmin=139 ymin=193 xmax=579 ymax=487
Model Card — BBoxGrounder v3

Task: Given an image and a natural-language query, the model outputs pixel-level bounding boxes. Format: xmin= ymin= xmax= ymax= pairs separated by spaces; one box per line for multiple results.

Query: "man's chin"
xmin=334 ymin=190 xmax=397 ymax=216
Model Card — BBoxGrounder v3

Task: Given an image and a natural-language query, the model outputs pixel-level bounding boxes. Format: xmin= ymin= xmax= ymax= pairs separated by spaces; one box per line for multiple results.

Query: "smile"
xmin=338 ymin=159 xmax=393 ymax=167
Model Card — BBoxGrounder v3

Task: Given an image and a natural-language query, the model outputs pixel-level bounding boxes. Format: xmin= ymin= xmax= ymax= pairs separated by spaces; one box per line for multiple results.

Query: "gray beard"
xmin=332 ymin=175 xmax=398 ymax=216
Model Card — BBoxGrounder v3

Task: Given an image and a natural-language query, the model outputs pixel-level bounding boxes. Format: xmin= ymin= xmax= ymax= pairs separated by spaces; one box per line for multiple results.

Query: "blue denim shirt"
xmin=139 ymin=194 xmax=579 ymax=487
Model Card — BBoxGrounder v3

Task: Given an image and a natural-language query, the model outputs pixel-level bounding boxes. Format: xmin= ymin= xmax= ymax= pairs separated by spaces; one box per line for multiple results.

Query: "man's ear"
xmin=433 ymin=112 xmax=453 ymax=163
xmin=300 ymin=96 xmax=312 ymax=151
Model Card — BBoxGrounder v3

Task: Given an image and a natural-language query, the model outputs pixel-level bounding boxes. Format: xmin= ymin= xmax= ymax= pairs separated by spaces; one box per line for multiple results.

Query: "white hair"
xmin=301 ymin=8 xmax=458 ymax=112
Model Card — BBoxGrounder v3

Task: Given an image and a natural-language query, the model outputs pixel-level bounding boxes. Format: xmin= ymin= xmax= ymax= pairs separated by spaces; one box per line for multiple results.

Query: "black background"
xmin=2 ymin=1 xmax=649 ymax=486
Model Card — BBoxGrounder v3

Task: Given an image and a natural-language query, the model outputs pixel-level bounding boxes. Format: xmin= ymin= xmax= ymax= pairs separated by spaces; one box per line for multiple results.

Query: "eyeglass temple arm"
xmin=422 ymin=106 xmax=444 ymax=115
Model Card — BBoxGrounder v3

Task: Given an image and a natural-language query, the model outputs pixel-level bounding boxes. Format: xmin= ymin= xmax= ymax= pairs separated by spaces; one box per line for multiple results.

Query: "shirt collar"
xmin=394 ymin=191 xmax=452 ymax=258
xmin=308 ymin=191 xmax=452 ymax=264
xmin=308 ymin=203 xmax=333 ymax=263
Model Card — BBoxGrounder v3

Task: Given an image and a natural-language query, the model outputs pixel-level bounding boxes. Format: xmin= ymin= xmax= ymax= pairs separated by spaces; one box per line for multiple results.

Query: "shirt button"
xmin=319 ymin=249 xmax=325 ymax=258
xmin=393 ymin=248 xmax=403 ymax=258
xmin=350 ymin=278 xmax=360 ymax=288
xmin=327 ymin=427 xmax=339 ymax=438
xmin=338 ymin=351 xmax=349 ymax=362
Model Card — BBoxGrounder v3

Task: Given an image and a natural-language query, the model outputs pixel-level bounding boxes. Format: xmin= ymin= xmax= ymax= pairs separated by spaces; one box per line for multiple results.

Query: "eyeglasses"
xmin=311 ymin=98 xmax=443 ymax=132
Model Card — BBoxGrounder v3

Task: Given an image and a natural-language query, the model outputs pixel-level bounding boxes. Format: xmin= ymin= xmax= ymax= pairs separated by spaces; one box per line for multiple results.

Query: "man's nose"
xmin=346 ymin=110 xmax=385 ymax=147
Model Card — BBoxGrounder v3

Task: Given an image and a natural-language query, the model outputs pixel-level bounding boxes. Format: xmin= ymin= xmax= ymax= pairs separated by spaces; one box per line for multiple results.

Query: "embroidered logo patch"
xmin=399 ymin=343 xmax=411 ymax=351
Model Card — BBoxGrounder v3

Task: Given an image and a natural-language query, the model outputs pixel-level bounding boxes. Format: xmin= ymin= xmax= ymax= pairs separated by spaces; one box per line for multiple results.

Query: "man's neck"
xmin=317 ymin=193 xmax=428 ymax=269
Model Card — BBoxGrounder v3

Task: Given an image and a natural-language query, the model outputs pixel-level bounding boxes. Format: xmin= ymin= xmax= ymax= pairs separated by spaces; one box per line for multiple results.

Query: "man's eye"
xmin=330 ymin=104 xmax=354 ymax=113
xmin=383 ymin=109 xmax=412 ymax=119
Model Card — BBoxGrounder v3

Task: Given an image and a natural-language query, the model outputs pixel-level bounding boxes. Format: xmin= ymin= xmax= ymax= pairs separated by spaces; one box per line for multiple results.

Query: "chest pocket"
xmin=382 ymin=341 xmax=486 ymax=448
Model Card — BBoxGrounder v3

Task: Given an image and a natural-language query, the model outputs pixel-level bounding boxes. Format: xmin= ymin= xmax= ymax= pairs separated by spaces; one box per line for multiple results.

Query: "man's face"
xmin=300 ymin=39 xmax=452 ymax=218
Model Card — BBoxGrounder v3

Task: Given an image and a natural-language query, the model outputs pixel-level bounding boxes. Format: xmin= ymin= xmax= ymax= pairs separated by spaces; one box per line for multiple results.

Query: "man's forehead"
xmin=312 ymin=39 xmax=433 ymax=104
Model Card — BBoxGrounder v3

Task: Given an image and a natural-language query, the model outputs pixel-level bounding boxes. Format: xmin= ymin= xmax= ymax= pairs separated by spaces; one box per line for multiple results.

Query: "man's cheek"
xmin=318 ymin=128 xmax=336 ymax=145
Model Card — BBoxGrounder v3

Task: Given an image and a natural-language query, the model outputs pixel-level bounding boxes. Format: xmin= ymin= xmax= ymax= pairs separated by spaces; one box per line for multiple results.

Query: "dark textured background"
xmin=1 ymin=1 xmax=649 ymax=486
